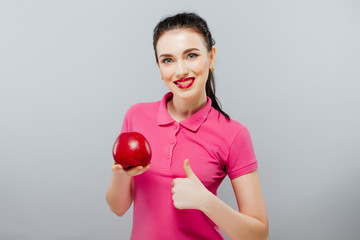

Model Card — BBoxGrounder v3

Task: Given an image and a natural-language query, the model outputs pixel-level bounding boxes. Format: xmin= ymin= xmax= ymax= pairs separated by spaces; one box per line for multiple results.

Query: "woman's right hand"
xmin=112 ymin=162 xmax=151 ymax=177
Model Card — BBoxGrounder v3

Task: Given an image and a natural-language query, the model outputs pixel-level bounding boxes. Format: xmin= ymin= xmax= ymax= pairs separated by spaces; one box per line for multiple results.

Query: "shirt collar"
xmin=157 ymin=92 xmax=212 ymax=132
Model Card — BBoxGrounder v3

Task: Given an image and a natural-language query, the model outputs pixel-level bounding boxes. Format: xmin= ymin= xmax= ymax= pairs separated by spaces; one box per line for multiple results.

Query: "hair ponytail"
xmin=206 ymin=70 xmax=230 ymax=120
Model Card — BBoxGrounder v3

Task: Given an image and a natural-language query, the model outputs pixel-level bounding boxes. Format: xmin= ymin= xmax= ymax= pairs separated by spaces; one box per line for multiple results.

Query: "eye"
xmin=188 ymin=53 xmax=198 ymax=59
xmin=162 ymin=58 xmax=173 ymax=64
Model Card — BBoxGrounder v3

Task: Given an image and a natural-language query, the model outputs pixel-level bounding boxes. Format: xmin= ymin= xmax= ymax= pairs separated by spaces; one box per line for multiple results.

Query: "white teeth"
xmin=176 ymin=79 xmax=193 ymax=85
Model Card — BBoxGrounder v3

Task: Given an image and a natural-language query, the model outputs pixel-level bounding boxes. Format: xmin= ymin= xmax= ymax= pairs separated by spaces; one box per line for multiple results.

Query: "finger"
xmin=173 ymin=200 xmax=182 ymax=210
xmin=144 ymin=163 xmax=152 ymax=170
xmin=113 ymin=162 xmax=122 ymax=167
xmin=172 ymin=178 xmax=182 ymax=186
xmin=135 ymin=166 xmax=144 ymax=175
xmin=136 ymin=166 xmax=150 ymax=175
xmin=132 ymin=165 xmax=151 ymax=176
xmin=183 ymin=159 xmax=195 ymax=178
xmin=112 ymin=163 xmax=123 ymax=171
xmin=123 ymin=166 xmax=143 ymax=176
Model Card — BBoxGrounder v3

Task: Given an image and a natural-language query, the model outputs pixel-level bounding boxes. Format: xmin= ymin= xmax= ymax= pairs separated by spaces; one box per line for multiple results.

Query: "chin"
xmin=173 ymin=90 xmax=204 ymax=101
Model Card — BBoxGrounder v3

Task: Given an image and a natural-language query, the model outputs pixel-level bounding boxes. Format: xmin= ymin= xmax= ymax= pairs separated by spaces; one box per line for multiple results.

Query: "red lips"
xmin=174 ymin=77 xmax=195 ymax=89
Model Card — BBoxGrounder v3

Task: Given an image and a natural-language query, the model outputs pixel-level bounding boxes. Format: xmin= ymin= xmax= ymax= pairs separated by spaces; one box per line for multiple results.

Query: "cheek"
xmin=192 ymin=59 xmax=209 ymax=76
xmin=159 ymin=67 xmax=172 ymax=81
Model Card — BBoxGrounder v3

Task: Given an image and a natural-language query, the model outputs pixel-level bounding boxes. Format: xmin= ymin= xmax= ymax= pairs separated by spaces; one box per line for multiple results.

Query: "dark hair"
xmin=153 ymin=12 xmax=230 ymax=120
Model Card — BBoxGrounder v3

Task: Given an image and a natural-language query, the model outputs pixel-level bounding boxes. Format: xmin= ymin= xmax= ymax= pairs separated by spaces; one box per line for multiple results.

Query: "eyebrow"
xmin=158 ymin=48 xmax=200 ymax=59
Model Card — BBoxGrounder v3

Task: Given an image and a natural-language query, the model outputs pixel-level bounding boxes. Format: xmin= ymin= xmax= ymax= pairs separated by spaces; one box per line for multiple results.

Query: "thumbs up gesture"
xmin=171 ymin=159 xmax=212 ymax=211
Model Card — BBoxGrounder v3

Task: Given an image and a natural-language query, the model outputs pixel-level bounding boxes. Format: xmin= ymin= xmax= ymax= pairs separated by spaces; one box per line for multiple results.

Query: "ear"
xmin=209 ymin=46 xmax=216 ymax=69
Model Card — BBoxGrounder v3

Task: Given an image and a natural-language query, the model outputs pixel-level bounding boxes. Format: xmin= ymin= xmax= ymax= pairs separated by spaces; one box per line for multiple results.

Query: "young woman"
xmin=106 ymin=12 xmax=268 ymax=240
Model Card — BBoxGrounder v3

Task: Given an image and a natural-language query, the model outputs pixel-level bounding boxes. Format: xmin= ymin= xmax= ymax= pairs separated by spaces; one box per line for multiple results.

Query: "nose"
xmin=175 ymin=60 xmax=189 ymax=79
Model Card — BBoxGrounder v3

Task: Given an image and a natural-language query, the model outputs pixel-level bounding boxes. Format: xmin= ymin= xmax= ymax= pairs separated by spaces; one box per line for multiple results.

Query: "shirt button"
xmin=171 ymin=139 xmax=176 ymax=144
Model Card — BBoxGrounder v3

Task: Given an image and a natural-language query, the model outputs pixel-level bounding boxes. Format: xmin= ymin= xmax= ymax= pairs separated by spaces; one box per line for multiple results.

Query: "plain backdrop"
xmin=1 ymin=0 xmax=359 ymax=239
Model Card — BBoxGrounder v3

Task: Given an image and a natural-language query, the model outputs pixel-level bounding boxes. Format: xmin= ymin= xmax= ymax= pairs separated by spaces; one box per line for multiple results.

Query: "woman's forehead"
xmin=156 ymin=28 xmax=207 ymax=54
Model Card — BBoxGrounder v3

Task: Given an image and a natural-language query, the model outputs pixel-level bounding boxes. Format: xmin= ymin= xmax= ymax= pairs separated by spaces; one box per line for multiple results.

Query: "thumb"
xmin=184 ymin=159 xmax=197 ymax=179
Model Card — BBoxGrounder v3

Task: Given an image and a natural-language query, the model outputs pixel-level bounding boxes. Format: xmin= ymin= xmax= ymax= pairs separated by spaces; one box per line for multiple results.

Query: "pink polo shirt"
xmin=120 ymin=92 xmax=258 ymax=240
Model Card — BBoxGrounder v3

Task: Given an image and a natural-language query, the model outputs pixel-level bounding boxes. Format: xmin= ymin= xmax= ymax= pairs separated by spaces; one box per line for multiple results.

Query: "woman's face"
xmin=156 ymin=28 xmax=216 ymax=102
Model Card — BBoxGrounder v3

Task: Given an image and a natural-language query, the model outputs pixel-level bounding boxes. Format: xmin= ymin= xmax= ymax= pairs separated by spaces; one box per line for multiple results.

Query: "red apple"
xmin=112 ymin=132 xmax=152 ymax=169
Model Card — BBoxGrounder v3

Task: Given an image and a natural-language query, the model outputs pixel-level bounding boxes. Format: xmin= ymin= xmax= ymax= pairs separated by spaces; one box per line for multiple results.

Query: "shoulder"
xmin=208 ymin=108 xmax=249 ymax=137
xmin=199 ymin=108 xmax=253 ymax=155
xmin=125 ymin=100 xmax=161 ymax=117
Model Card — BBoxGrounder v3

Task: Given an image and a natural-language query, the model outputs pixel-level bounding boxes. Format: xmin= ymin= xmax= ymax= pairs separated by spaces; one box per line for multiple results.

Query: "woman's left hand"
xmin=171 ymin=159 xmax=212 ymax=211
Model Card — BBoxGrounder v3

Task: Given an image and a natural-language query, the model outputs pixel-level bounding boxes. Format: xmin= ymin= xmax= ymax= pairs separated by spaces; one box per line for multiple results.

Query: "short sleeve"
xmin=226 ymin=126 xmax=258 ymax=180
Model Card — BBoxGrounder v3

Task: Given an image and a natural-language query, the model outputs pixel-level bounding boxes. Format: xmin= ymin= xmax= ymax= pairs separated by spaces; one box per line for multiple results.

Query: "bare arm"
xmin=172 ymin=160 xmax=268 ymax=240
xmin=105 ymin=163 xmax=151 ymax=216
xmin=201 ymin=171 xmax=268 ymax=240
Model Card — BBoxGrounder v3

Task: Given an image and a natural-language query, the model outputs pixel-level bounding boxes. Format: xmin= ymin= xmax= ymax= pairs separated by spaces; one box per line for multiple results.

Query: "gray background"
xmin=1 ymin=0 xmax=359 ymax=239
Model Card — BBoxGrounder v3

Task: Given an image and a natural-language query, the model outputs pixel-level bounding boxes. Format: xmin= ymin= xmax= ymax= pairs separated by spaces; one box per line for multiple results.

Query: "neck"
xmin=167 ymin=92 xmax=207 ymax=122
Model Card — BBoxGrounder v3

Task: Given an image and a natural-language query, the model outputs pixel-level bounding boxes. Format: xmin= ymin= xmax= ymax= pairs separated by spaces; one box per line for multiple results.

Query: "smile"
xmin=174 ymin=77 xmax=195 ymax=89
